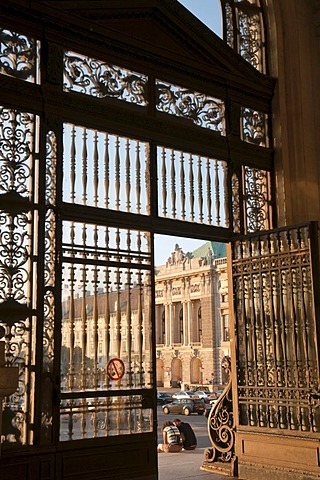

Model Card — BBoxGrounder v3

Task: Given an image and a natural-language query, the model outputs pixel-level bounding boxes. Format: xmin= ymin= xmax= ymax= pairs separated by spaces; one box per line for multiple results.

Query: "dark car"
xmin=157 ymin=392 xmax=173 ymax=405
xmin=162 ymin=398 xmax=206 ymax=416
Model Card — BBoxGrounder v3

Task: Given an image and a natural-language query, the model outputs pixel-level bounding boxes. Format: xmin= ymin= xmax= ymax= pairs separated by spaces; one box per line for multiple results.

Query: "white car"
xmin=209 ymin=389 xmax=224 ymax=405
xmin=172 ymin=391 xmax=191 ymax=399
xmin=191 ymin=390 xmax=209 ymax=400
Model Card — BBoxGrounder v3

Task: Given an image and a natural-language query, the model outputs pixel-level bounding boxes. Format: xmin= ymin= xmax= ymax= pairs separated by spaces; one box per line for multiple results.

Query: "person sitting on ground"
xmin=173 ymin=418 xmax=197 ymax=450
xmin=157 ymin=420 xmax=183 ymax=453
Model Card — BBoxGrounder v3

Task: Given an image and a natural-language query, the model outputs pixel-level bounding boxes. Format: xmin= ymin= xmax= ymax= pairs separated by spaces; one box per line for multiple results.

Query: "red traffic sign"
xmin=106 ymin=357 xmax=125 ymax=381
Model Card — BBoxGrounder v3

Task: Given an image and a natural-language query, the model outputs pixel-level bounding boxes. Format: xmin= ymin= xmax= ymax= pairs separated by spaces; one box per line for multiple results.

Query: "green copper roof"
xmin=191 ymin=241 xmax=226 ymax=259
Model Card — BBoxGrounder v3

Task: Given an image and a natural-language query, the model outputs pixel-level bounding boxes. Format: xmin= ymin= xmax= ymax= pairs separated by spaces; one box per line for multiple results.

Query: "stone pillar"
xmin=188 ymin=301 xmax=192 ymax=344
xmin=165 ymin=303 xmax=170 ymax=346
xmin=183 ymin=301 xmax=187 ymax=345
xmin=169 ymin=303 xmax=174 ymax=345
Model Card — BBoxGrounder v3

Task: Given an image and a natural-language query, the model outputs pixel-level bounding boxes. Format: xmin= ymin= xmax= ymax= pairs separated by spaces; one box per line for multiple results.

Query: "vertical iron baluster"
xmin=93 ymin=130 xmax=99 ymax=207
xmin=104 ymin=262 xmax=110 ymax=392
xmin=70 ymin=125 xmax=76 ymax=204
xmin=215 ymin=159 xmax=220 ymax=226
xmin=269 ymin=267 xmax=279 ymax=430
xmin=104 ymin=132 xmax=110 ymax=394
xmin=68 ymin=262 xmax=75 ymax=393
xmin=286 ymin=231 xmax=297 ymax=390
xmin=115 ymin=135 xmax=120 ymax=210
xmin=136 ymin=141 xmax=141 ymax=214
xmin=80 ymin=226 xmax=88 ymax=389
xmin=170 ymin=149 xmax=176 ymax=218
xmin=125 ymin=138 xmax=131 ymax=212
xmin=126 ymin=261 xmax=132 ymax=388
xmin=223 ymin=162 xmax=229 ymax=227
xmin=82 ymin=128 xmax=87 ymax=205
xmin=137 ymin=269 xmax=144 ymax=387
xmin=206 ymin=157 xmax=212 ymax=224
xmin=115 ymin=267 xmax=122 ymax=360
xmin=145 ymin=269 xmax=152 ymax=388
xmin=292 ymin=229 xmax=305 ymax=386
xmin=80 ymin=255 xmax=88 ymax=438
xmin=92 ymin=243 xmax=99 ymax=391
xmin=93 ymin=132 xmax=99 ymax=393
xmin=189 ymin=153 xmax=194 ymax=221
xmin=145 ymin=143 xmax=151 ymax=215
xmin=197 ymin=155 xmax=203 ymax=222
xmin=80 ymin=263 xmax=88 ymax=392
xmin=180 ymin=151 xmax=186 ymax=220
xmin=276 ymin=234 xmax=286 ymax=389
xmin=104 ymin=133 xmax=109 ymax=209
xmin=161 ymin=147 xmax=167 ymax=216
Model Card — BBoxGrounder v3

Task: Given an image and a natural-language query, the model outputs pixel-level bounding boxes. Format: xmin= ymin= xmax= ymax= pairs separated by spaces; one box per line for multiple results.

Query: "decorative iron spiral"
xmin=204 ymin=356 xmax=235 ymax=464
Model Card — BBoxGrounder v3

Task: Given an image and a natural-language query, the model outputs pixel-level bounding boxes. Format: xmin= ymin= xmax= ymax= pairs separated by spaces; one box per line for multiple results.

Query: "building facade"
xmin=155 ymin=242 xmax=230 ymax=388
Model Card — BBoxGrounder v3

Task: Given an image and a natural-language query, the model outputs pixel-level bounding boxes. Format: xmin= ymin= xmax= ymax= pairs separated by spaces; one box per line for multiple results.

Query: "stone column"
xmin=165 ymin=303 xmax=170 ymax=346
xmin=183 ymin=301 xmax=187 ymax=345
xmin=188 ymin=300 xmax=192 ymax=344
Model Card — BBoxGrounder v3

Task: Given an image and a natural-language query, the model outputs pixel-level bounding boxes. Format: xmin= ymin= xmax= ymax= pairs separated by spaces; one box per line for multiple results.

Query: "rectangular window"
xmin=221 ymin=294 xmax=228 ymax=303
xmin=222 ymin=315 xmax=229 ymax=342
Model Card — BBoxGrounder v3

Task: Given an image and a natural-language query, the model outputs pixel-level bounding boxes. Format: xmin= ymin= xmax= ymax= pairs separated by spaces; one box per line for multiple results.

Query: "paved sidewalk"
xmin=158 ymin=447 xmax=232 ymax=480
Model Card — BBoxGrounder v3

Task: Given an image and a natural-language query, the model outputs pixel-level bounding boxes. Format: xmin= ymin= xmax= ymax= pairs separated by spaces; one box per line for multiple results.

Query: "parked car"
xmin=171 ymin=391 xmax=191 ymax=399
xmin=188 ymin=390 xmax=209 ymax=400
xmin=209 ymin=389 xmax=224 ymax=404
xmin=205 ymin=389 xmax=225 ymax=417
xmin=157 ymin=392 xmax=173 ymax=405
xmin=162 ymin=398 xmax=206 ymax=416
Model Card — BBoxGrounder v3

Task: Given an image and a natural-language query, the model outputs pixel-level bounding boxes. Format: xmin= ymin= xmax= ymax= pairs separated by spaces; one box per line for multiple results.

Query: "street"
xmin=157 ymin=406 xmax=229 ymax=480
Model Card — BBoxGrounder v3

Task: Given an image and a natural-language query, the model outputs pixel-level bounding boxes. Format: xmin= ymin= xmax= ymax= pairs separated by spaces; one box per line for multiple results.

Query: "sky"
xmin=178 ymin=0 xmax=222 ymax=37
xmin=155 ymin=1 xmax=223 ymax=265
xmin=154 ymin=234 xmax=207 ymax=266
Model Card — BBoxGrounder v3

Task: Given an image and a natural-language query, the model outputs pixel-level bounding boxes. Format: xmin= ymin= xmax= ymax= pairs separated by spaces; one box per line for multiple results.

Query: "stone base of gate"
xmin=201 ymin=458 xmax=237 ymax=477
xmin=238 ymin=462 xmax=320 ymax=480
xmin=236 ymin=430 xmax=320 ymax=480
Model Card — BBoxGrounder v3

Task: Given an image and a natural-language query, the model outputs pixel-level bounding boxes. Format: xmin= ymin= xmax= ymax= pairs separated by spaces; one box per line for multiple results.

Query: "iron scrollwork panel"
xmin=0 ymin=29 xmax=40 ymax=83
xmin=221 ymin=0 xmax=266 ymax=74
xmin=243 ymin=166 xmax=272 ymax=233
xmin=0 ymin=106 xmax=39 ymax=446
xmin=240 ymin=107 xmax=269 ymax=147
xmin=156 ymin=80 xmax=226 ymax=133
xmin=64 ymin=52 xmax=148 ymax=106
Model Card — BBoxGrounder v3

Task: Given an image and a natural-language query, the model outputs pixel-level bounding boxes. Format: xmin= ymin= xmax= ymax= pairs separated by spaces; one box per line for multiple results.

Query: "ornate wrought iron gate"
xmin=0 ymin=2 xmax=276 ymax=479
xmin=229 ymin=223 xmax=320 ymax=476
